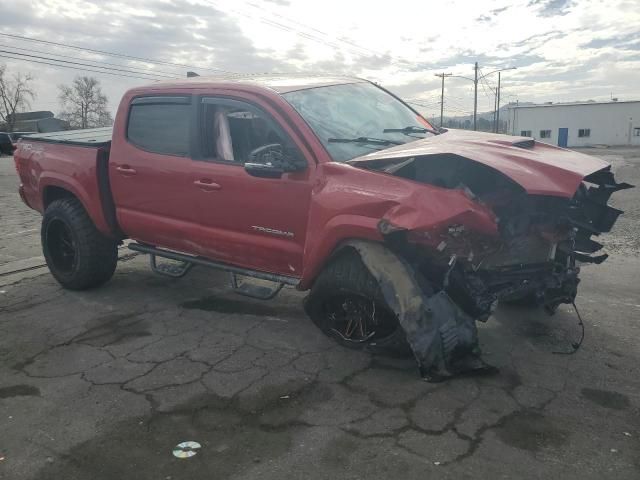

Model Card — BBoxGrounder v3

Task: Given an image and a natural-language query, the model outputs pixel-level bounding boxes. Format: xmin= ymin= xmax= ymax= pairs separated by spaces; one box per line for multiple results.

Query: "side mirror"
xmin=245 ymin=144 xmax=306 ymax=179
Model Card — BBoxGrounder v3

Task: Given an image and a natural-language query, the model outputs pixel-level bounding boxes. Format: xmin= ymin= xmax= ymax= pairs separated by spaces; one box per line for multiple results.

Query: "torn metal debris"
xmin=339 ymin=241 xmax=495 ymax=381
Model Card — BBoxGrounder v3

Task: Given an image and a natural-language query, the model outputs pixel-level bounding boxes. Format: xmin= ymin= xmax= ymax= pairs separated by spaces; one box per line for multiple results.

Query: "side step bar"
xmin=128 ymin=243 xmax=300 ymax=286
xmin=229 ymin=272 xmax=285 ymax=300
xmin=150 ymin=254 xmax=193 ymax=278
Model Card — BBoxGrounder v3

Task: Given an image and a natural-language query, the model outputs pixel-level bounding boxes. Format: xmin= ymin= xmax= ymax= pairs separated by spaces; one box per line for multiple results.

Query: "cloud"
xmin=582 ymin=32 xmax=640 ymax=49
xmin=528 ymin=0 xmax=572 ymax=17
xmin=0 ymin=0 xmax=638 ymax=119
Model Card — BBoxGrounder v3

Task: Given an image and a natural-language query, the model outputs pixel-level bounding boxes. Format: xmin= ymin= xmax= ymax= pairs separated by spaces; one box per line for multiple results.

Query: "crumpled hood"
xmin=348 ymin=129 xmax=610 ymax=197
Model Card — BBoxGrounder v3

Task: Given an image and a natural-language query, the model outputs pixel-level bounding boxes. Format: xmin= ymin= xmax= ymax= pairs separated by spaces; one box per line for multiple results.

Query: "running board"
xmin=229 ymin=272 xmax=285 ymax=300
xmin=150 ymin=254 xmax=193 ymax=278
xmin=128 ymin=243 xmax=300 ymax=286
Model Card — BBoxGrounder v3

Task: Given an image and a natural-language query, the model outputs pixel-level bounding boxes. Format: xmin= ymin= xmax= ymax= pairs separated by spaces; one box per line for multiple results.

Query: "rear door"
xmin=109 ymin=95 xmax=201 ymax=253
xmin=188 ymin=96 xmax=313 ymax=277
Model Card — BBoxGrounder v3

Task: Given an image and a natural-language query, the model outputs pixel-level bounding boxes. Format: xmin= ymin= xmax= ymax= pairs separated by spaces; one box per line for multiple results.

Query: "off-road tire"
xmin=304 ymin=250 xmax=410 ymax=355
xmin=42 ymin=197 xmax=118 ymax=290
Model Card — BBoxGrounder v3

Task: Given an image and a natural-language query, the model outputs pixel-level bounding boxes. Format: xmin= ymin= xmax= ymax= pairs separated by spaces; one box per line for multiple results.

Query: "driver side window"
xmin=200 ymin=98 xmax=285 ymax=164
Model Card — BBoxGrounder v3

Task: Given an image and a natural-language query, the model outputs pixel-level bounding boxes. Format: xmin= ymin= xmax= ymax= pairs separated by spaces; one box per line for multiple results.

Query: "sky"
xmin=1 ymin=0 xmax=639 ymax=121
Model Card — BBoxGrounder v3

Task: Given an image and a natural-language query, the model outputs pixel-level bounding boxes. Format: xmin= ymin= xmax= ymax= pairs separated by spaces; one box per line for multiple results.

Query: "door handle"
xmin=194 ymin=179 xmax=221 ymax=191
xmin=116 ymin=165 xmax=137 ymax=175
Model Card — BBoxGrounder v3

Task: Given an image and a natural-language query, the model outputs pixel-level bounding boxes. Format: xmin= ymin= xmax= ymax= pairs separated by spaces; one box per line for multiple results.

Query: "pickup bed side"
xmin=15 ymin=129 xmax=119 ymax=238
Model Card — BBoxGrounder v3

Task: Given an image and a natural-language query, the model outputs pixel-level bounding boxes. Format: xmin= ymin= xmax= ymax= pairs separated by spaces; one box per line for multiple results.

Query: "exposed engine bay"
xmin=346 ymin=141 xmax=632 ymax=380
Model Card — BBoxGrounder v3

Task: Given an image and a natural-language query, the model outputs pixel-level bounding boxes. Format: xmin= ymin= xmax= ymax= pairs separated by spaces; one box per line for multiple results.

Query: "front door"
xmin=188 ymin=96 xmax=313 ymax=278
xmin=558 ymin=127 xmax=568 ymax=147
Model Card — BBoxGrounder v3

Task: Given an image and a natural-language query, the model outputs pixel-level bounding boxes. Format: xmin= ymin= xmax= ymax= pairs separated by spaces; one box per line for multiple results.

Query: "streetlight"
xmin=480 ymin=67 xmax=516 ymax=133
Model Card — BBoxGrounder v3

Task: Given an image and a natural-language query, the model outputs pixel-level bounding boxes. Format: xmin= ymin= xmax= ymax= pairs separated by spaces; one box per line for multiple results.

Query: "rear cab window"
xmin=127 ymin=96 xmax=191 ymax=156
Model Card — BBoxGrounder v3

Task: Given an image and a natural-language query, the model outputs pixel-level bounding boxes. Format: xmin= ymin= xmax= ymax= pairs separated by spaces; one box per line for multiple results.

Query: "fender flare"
xmin=39 ymin=174 xmax=112 ymax=236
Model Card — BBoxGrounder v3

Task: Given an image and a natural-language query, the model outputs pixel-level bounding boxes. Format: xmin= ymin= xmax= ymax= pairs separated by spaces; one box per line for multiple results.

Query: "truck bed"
xmin=14 ymin=127 xmax=117 ymax=237
xmin=22 ymin=127 xmax=112 ymax=147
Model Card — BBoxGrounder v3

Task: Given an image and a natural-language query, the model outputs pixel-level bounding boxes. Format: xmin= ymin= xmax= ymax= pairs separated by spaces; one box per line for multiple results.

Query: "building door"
xmin=558 ymin=128 xmax=568 ymax=147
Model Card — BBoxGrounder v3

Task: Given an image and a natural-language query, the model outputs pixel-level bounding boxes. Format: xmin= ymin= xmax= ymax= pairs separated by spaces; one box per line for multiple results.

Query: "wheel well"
xmin=43 ymin=186 xmax=76 ymax=209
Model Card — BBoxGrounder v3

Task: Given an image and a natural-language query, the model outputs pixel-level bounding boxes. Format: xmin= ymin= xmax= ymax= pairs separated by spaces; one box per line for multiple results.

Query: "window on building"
xmin=520 ymin=130 xmax=532 ymax=137
xmin=634 ymin=127 xmax=640 ymax=137
xmin=127 ymin=97 xmax=191 ymax=156
xmin=578 ymin=128 xmax=591 ymax=138
xmin=540 ymin=130 xmax=551 ymax=138
xmin=200 ymin=98 xmax=287 ymax=164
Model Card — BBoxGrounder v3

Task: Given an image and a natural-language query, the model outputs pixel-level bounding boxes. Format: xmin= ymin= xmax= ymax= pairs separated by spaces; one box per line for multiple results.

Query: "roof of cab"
xmin=142 ymin=73 xmax=367 ymax=94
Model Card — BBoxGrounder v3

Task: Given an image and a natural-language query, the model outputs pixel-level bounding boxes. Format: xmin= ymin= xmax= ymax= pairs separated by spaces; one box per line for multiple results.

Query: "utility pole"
xmin=435 ymin=72 xmax=452 ymax=128
xmin=479 ymin=66 xmax=516 ymax=133
xmin=473 ymin=62 xmax=478 ymax=131
xmin=493 ymin=88 xmax=498 ymax=132
xmin=495 ymin=71 xmax=502 ymax=133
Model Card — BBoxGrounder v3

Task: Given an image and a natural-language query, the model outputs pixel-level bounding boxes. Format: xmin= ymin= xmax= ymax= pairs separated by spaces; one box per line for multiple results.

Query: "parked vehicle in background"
xmin=12 ymin=75 xmax=632 ymax=380
xmin=0 ymin=131 xmax=32 ymax=155
xmin=0 ymin=133 xmax=12 ymax=155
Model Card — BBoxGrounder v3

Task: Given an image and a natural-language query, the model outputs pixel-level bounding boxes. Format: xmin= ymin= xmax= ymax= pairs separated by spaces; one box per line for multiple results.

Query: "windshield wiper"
xmin=328 ymin=136 xmax=403 ymax=146
xmin=383 ymin=125 xmax=440 ymax=135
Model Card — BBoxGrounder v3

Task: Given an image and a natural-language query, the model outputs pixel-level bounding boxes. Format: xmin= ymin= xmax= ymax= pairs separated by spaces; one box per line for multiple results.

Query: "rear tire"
xmin=304 ymin=250 xmax=409 ymax=355
xmin=42 ymin=197 xmax=118 ymax=290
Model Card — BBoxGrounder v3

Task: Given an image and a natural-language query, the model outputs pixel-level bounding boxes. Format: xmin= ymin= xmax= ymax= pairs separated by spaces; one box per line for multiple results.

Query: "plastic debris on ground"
xmin=172 ymin=441 xmax=202 ymax=459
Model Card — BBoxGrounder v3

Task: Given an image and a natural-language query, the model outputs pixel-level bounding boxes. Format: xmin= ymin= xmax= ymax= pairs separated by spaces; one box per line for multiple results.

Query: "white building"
xmin=507 ymin=100 xmax=640 ymax=147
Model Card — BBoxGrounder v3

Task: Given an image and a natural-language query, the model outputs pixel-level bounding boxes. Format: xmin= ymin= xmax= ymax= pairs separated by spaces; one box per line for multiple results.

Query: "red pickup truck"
xmin=14 ymin=75 xmax=631 ymax=380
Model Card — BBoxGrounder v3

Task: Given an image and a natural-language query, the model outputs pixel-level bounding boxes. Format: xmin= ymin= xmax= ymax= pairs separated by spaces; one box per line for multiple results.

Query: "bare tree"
xmin=58 ymin=76 xmax=113 ymax=129
xmin=0 ymin=64 xmax=36 ymax=132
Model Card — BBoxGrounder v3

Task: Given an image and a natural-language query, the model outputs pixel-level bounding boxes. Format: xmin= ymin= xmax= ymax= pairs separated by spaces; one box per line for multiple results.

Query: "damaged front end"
xmin=347 ymin=135 xmax=632 ymax=380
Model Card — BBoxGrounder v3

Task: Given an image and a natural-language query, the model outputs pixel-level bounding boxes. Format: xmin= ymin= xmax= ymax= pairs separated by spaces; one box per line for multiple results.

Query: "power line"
xmin=0 ymin=32 xmax=235 ymax=74
xmin=406 ymin=100 xmax=441 ymax=108
xmin=405 ymin=98 xmax=440 ymax=105
xmin=445 ymin=99 xmax=472 ymax=111
xmin=241 ymin=0 xmax=382 ymax=59
xmin=406 ymin=95 xmax=439 ymax=102
xmin=0 ymin=53 xmax=167 ymax=81
xmin=478 ymin=69 xmax=496 ymax=101
xmin=444 ymin=106 xmax=473 ymax=114
xmin=204 ymin=2 xmax=357 ymax=58
xmin=0 ymin=43 xmax=184 ymax=78
xmin=0 ymin=49 xmax=176 ymax=80
xmin=205 ymin=0 xmax=416 ymax=71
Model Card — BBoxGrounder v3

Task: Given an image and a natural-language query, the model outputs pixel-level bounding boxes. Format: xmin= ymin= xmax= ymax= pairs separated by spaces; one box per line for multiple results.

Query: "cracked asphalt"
xmin=1 ymin=148 xmax=639 ymax=479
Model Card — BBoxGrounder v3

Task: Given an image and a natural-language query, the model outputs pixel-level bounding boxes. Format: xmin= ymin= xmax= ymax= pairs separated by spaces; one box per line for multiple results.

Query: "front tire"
xmin=304 ymin=250 xmax=409 ymax=354
xmin=42 ymin=198 xmax=118 ymax=290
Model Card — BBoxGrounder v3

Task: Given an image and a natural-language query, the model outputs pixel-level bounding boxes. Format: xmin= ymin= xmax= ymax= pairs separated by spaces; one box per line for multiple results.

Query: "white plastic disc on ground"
xmin=172 ymin=441 xmax=202 ymax=459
